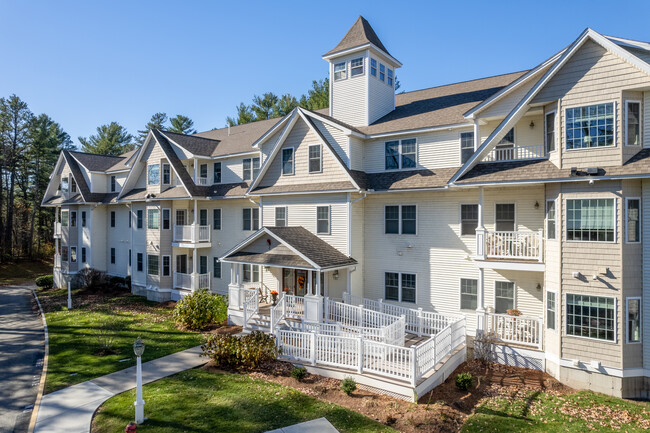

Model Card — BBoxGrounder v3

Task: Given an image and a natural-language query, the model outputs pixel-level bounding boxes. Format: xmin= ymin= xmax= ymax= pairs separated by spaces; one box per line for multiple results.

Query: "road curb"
xmin=28 ymin=289 xmax=49 ymax=433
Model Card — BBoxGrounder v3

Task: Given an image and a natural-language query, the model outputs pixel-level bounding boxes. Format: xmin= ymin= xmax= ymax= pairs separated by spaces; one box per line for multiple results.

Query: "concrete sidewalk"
xmin=34 ymin=345 xmax=205 ymax=433
xmin=266 ymin=418 xmax=340 ymax=433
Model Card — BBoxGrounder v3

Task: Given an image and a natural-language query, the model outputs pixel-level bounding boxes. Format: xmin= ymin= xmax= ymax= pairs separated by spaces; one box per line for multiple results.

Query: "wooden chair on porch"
xmin=258 ymin=286 xmax=270 ymax=305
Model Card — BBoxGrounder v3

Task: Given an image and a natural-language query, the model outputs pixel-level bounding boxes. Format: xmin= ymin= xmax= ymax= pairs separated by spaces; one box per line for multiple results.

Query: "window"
xmin=110 ymin=211 xmax=116 ymax=227
xmin=460 ymin=204 xmax=478 ymax=236
xmin=128 ymin=210 xmax=131 ymax=228
xmin=626 ymin=101 xmax=641 ymax=146
xmin=199 ymin=209 xmax=208 ymax=226
xmin=62 ymin=246 xmax=68 ymax=261
xmin=626 ymin=198 xmax=641 ymax=243
xmin=495 ymin=204 xmax=515 ymax=231
xmin=243 ymin=208 xmax=259 ymax=231
xmin=387 ymin=69 xmax=393 ymax=86
xmin=137 ymin=253 xmax=143 ymax=272
xmin=566 ymin=103 xmax=614 ymax=149
xmin=199 ymin=164 xmax=208 ymax=180
xmin=460 ymin=278 xmax=478 ymax=310
xmin=566 ymin=294 xmax=615 ymax=341
xmin=162 ymin=208 xmax=171 ymax=230
xmin=384 ymin=205 xmax=416 ymax=235
xmin=545 ymin=111 xmax=556 ymax=153
xmin=316 ymin=206 xmax=330 ymax=234
xmin=626 ymin=297 xmax=641 ymax=343
xmin=137 ymin=210 xmax=143 ymax=229
xmin=147 ymin=254 xmax=159 ymax=275
xmin=213 ymin=257 xmax=222 ymax=278
xmin=70 ymin=247 xmax=77 ymax=263
xmin=494 ymin=281 xmax=515 ymax=314
xmin=385 ymin=139 xmax=417 ymax=170
xmin=334 ymin=62 xmax=346 ymax=81
xmin=385 ymin=206 xmax=399 ymax=234
xmin=110 ymin=176 xmax=116 ymax=192
xmin=546 ymin=291 xmax=557 ymax=330
xmin=243 ymin=264 xmax=260 ymax=282
xmin=70 ymin=176 xmax=77 ymax=193
xmin=498 ymin=128 xmax=515 ymax=145
xmin=162 ymin=163 xmax=170 ymax=184
xmin=175 ymin=209 xmax=186 ymax=226
xmin=282 ymin=148 xmax=294 ymax=175
xmin=402 ymin=205 xmax=416 ymax=235
xmin=243 ymin=157 xmax=260 ymax=181
xmin=61 ymin=177 xmax=69 ymax=193
xmin=460 ymin=132 xmax=474 ymax=164
xmin=61 ymin=210 xmax=69 ymax=226
xmin=213 ymin=162 xmax=221 ymax=183
xmin=275 ymin=207 xmax=287 ymax=227
xmin=379 ymin=63 xmax=385 ymax=81
xmin=148 ymin=164 xmax=160 ymax=185
xmin=110 ymin=247 xmax=115 ymax=264
xmin=308 ymin=144 xmax=322 ymax=173
xmin=81 ymin=247 xmax=86 ymax=263
xmin=370 ymin=58 xmax=377 ymax=77
xmin=566 ymin=198 xmax=615 ymax=242
xmin=213 ymin=209 xmax=221 ymax=230
xmin=129 ymin=249 xmax=131 ymax=266
xmin=162 ymin=255 xmax=170 ymax=277
xmin=385 ymin=272 xmax=416 ymax=303
xmin=70 ymin=211 xmax=77 ymax=227
xmin=546 ymin=200 xmax=556 ymax=240
xmin=148 ymin=209 xmax=159 ymax=229
xmin=81 ymin=211 xmax=86 ymax=227
xmin=350 ymin=57 xmax=363 ymax=76
xmin=199 ymin=256 xmax=208 ymax=275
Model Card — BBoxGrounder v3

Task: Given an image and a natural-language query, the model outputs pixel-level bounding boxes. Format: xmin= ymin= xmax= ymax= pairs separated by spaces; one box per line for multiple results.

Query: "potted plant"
xmin=270 ymin=290 xmax=279 ymax=305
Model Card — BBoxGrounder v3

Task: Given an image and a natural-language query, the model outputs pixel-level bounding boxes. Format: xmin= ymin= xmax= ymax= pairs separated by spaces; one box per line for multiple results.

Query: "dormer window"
xmin=626 ymin=101 xmax=641 ymax=146
xmin=308 ymin=144 xmax=322 ymax=173
xmin=61 ymin=176 xmax=69 ymax=193
xmin=350 ymin=58 xmax=364 ymax=77
xmin=387 ymin=69 xmax=393 ymax=86
xmin=110 ymin=176 xmax=116 ymax=192
xmin=70 ymin=176 xmax=77 ymax=193
xmin=370 ymin=58 xmax=377 ymax=77
xmin=213 ymin=162 xmax=221 ymax=184
xmin=243 ymin=157 xmax=260 ymax=181
xmin=162 ymin=163 xmax=171 ymax=184
xmin=385 ymin=139 xmax=417 ymax=170
xmin=460 ymin=132 xmax=474 ymax=164
xmin=148 ymin=164 xmax=160 ymax=185
xmin=379 ymin=64 xmax=385 ymax=81
xmin=334 ymin=62 xmax=347 ymax=81
xmin=282 ymin=148 xmax=294 ymax=175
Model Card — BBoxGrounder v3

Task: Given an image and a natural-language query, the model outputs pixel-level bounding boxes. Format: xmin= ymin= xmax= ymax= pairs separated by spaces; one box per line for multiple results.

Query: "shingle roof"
xmin=324 ymin=16 xmax=392 ymax=58
xmin=119 ymin=186 xmax=192 ymax=201
xmin=193 ymin=116 xmax=284 ymax=157
xmin=61 ymin=150 xmax=107 ymax=202
xmin=107 ymin=148 xmax=140 ymax=172
xmin=159 ymin=130 xmax=220 ymax=157
xmin=69 ymin=151 xmax=126 ymax=172
xmin=365 ymin=168 xmax=457 ymax=191
xmin=252 ymin=181 xmax=357 ymax=195
xmin=151 ymin=129 xmax=201 ymax=196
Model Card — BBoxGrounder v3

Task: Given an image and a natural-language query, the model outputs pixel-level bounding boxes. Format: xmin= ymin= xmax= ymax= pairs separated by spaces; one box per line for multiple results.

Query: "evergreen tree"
xmin=274 ymin=94 xmax=299 ymax=117
xmin=78 ymin=122 xmax=134 ymax=155
xmin=299 ymin=78 xmax=329 ymax=110
xmin=251 ymin=93 xmax=279 ymax=120
xmin=137 ymin=112 xmax=168 ymax=143
xmin=168 ymin=115 xmax=196 ymax=135
xmin=226 ymin=103 xmax=255 ymax=126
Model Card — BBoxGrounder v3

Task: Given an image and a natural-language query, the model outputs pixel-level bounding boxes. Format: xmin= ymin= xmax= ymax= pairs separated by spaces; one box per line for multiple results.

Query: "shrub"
xmin=74 ymin=267 xmax=107 ymax=291
xmin=172 ymin=288 xmax=227 ymax=330
xmin=473 ymin=332 xmax=495 ymax=365
xmin=35 ymin=275 xmax=54 ymax=290
xmin=290 ymin=366 xmax=307 ymax=381
xmin=341 ymin=377 xmax=357 ymax=395
xmin=201 ymin=330 xmax=278 ymax=368
xmin=93 ymin=314 xmax=121 ymax=356
xmin=455 ymin=372 xmax=473 ymax=391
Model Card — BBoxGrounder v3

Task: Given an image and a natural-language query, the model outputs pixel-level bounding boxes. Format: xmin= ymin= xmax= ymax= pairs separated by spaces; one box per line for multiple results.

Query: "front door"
xmin=281 ymin=268 xmax=312 ymax=296
xmin=176 ymin=254 xmax=188 ymax=274
xmin=296 ymin=270 xmax=307 ymax=296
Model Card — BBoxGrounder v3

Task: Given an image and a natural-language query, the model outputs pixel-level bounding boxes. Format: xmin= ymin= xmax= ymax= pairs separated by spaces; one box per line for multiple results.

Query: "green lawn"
xmin=461 ymin=389 xmax=650 ymax=433
xmin=92 ymin=368 xmax=395 ymax=433
xmin=0 ymin=259 xmax=52 ymax=285
xmin=39 ymin=288 xmax=205 ymax=393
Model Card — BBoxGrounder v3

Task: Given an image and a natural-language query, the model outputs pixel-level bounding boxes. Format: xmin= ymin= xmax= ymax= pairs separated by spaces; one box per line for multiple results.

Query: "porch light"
xmin=529 ymin=120 xmax=535 ymax=129
xmin=333 ymin=270 xmax=339 ymax=280
xmin=534 ymin=201 xmax=539 ymax=209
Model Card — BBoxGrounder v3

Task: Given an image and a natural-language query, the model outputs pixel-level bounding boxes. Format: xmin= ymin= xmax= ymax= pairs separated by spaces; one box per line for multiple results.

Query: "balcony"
xmin=483 ymin=144 xmax=545 ymax=163
xmin=54 ymin=222 xmax=62 ymax=238
xmin=173 ymin=272 xmax=211 ymax=291
xmin=196 ymin=177 xmax=208 ymax=186
xmin=482 ymin=312 xmax=543 ymax=350
xmin=172 ymin=224 xmax=211 ymax=247
xmin=54 ymin=254 xmax=61 ymax=268
xmin=475 ymin=229 xmax=544 ymax=271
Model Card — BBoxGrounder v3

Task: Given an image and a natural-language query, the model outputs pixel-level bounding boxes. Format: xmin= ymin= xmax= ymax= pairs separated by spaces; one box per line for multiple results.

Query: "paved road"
xmin=0 ymin=285 xmax=44 ymax=433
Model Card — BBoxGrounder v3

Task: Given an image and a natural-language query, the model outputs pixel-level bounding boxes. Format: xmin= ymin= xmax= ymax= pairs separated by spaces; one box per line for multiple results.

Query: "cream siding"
xmin=642 ymin=179 xmax=650 ymax=371
xmin=331 ymin=53 xmax=369 ymax=127
xmin=645 ymin=91 xmax=650 ymax=148
xmin=311 ymin=118 xmax=350 ymax=166
xmin=349 ymin=136 xmax=364 ymax=171
xmin=479 ymin=67 xmax=549 ymax=119
xmin=367 ymin=50 xmax=397 ymax=124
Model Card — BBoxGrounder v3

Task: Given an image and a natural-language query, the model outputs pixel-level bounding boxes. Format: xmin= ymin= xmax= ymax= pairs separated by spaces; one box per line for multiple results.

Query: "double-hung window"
xmin=137 ymin=253 xmax=143 ymax=272
xmin=282 ymin=148 xmax=294 ymax=175
xmin=566 ymin=294 xmax=615 ymax=341
xmin=147 ymin=254 xmax=159 ymax=275
xmin=162 ymin=255 xmax=171 ymax=276
xmin=384 ymin=205 xmax=416 ymax=234
xmin=148 ymin=209 xmax=159 ymax=229
xmin=495 ymin=281 xmax=515 ymax=314
xmin=70 ymin=247 xmax=77 ymax=263
xmin=243 ymin=208 xmax=259 ymax=231
xmin=213 ymin=208 xmax=221 ymax=230
xmin=546 ymin=200 xmax=556 ymax=240
xmin=213 ymin=162 xmax=221 ymax=183
xmin=110 ymin=247 xmax=115 ymax=264
xmin=566 ymin=198 xmax=615 ymax=242
xmin=385 ymin=139 xmax=417 ymax=170
xmin=350 ymin=57 xmax=363 ymax=76
xmin=242 ymin=157 xmax=260 ymax=181
xmin=61 ymin=177 xmax=69 ymax=193
xmin=385 ymin=272 xmax=416 ymax=303
xmin=110 ymin=211 xmax=116 ymax=227
xmin=81 ymin=211 xmax=86 ymax=227
xmin=460 ymin=278 xmax=478 ymax=310
xmin=199 ymin=209 xmax=208 ymax=226
xmin=625 ymin=101 xmax=641 ymax=146
xmin=460 ymin=132 xmax=474 ymax=164
xmin=275 ymin=207 xmax=287 ymax=227
xmin=370 ymin=58 xmax=377 ymax=77
xmin=148 ymin=164 xmax=160 ymax=185
xmin=334 ymin=62 xmax=346 ymax=81
xmin=566 ymin=103 xmax=614 ymax=149
xmin=626 ymin=297 xmax=641 ymax=343
xmin=243 ymin=264 xmax=260 ymax=282
xmin=70 ymin=177 xmax=77 ymax=193
xmin=379 ymin=63 xmax=385 ymax=81
xmin=546 ymin=291 xmax=557 ymax=330
xmin=460 ymin=204 xmax=478 ymax=236
xmin=61 ymin=210 xmax=69 ymax=226
xmin=162 ymin=163 xmax=171 ymax=184
xmin=70 ymin=211 xmax=77 ymax=227
xmin=545 ymin=111 xmax=556 ymax=153
xmin=110 ymin=175 xmax=117 ymax=192
xmin=316 ymin=206 xmax=330 ymax=234
xmin=137 ymin=210 xmax=143 ymax=229
xmin=626 ymin=198 xmax=641 ymax=243
xmin=308 ymin=144 xmax=322 ymax=173
xmin=162 ymin=208 xmax=171 ymax=230
xmin=213 ymin=257 xmax=222 ymax=279
xmin=495 ymin=204 xmax=515 ymax=231
xmin=387 ymin=69 xmax=393 ymax=86
xmin=199 ymin=164 xmax=208 ymax=182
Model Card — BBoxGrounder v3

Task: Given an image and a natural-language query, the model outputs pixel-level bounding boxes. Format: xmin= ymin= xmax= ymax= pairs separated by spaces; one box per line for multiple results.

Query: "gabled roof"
xmin=107 ymin=148 xmax=140 ymax=172
xmin=59 ymin=150 xmax=112 ymax=203
xmin=159 ymin=130 xmax=220 ymax=157
xmin=323 ymin=16 xmax=393 ymax=59
xmin=69 ymin=151 xmax=126 ymax=172
xmin=221 ymin=226 xmax=357 ymax=270
xmin=194 ymin=116 xmax=283 ymax=157
xmin=151 ymin=129 xmax=202 ymax=196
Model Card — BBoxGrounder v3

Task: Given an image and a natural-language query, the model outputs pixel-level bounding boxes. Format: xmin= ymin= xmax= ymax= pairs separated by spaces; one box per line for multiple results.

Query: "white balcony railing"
xmin=54 ymin=222 xmax=62 ymax=237
xmin=196 ymin=177 xmax=208 ymax=185
xmin=483 ymin=144 xmax=545 ymax=163
xmin=174 ymin=271 xmax=211 ymax=291
xmin=484 ymin=313 xmax=543 ymax=349
xmin=173 ymin=224 xmax=210 ymax=243
xmin=54 ymin=254 xmax=61 ymax=268
xmin=477 ymin=229 xmax=543 ymax=262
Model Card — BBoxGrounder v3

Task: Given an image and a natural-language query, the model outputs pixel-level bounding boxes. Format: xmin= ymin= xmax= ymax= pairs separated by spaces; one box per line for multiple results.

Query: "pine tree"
xmin=78 ymin=122 xmax=134 ymax=155
xmin=251 ymin=93 xmax=279 ymax=120
xmin=274 ymin=94 xmax=299 ymax=117
xmin=226 ymin=103 xmax=255 ymax=126
xmin=137 ymin=112 xmax=168 ymax=143
xmin=168 ymin=115 xmax=196 ymax=135
xmin=299 ymin=78 xmax=329 ymax=110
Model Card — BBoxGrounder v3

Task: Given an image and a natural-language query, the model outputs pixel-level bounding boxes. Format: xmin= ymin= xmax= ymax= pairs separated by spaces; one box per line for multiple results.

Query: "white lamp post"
xmin=67 ymin=281 xmax=72 ymax=310
xmin=133 ymin=337 xmax=145 ymax=424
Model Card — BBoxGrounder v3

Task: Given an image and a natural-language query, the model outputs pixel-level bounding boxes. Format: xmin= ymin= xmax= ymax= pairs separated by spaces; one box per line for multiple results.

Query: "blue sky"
xmin=1 ymin=0 xmax=649 ymax=148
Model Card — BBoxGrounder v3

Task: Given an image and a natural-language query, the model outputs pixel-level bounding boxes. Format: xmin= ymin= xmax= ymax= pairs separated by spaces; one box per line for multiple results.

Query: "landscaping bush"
xmin=74 ymin=267 xmax=107 ymax=291
xmin=341 ymin=377 xmax=357 ymax=395
xmin=455 ymin=372 xmax=473 ymax=390
xmin=172 ymin=288 xmax=227 ymax=330
xmin=291 ymin=366 xmax=307 ymax=381
xmin=35 ymin=275 xmax=54 ymax=290
xmin=92 ymin=314 xmax=121 ymax=356
xmin=201 ymin=330 xmax=278 ymax=368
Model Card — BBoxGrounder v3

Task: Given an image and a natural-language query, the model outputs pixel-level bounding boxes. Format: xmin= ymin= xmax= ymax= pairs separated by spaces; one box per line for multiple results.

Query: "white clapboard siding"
xmin=349 ymin=136 xmax=364 ymax=171
xmin=643 ymin=179 xmax=650 ymax=371
xmin=311 ymin=117 xmax=350 ymax=167
xmin=331 ymin=53 xmax=368 ymax=127
xmin=479 ymin=66 xmax=550 ymax=119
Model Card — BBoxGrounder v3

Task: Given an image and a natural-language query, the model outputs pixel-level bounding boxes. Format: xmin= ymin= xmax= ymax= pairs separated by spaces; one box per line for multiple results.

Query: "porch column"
xmin=476 ymin=267 xmax=486 ymax=334
xmin=476 ymin=186 xmax=487 ymax=259
xmin=308 ymin=271 xmax=313 ymax=296
xmin=315 ymin=271 xmax=321 ymax=296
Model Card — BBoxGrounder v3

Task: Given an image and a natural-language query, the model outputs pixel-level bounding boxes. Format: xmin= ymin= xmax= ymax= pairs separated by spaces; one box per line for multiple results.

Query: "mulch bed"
xmin=204 ymin=359 xmax=570 ymax=433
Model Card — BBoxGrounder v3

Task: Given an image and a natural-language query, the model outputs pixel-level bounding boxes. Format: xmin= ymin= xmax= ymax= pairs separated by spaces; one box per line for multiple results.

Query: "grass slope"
xmin=93 ymin=368 xmax=395 ymax=433
xmin=0 ymin=260 xmax=52 ymax=285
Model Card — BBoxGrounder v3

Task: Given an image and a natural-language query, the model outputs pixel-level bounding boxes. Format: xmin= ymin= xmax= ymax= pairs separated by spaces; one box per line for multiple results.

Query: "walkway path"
xmin=0 ymin=284 xmax=44 ymax=433
xmin=34 ymin=345 xmax=206 ymax=433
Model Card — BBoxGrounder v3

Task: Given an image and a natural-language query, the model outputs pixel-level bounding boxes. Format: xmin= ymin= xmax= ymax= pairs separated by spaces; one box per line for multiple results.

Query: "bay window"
xmin=626 ymin=297 xmax=641 ymax=343
xmin=626 ymin=198 xmax=640 ymax=243
xmin=566 ymin=198 xmax=615 ymax=242
xmin=625 ymin=101 xmax=641 ymax=146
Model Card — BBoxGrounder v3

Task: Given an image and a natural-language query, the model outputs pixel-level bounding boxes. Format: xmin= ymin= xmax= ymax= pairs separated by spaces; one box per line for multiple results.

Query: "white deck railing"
xmin=242 ymin=287 xmax=259 ymax=329
xmin=173 ymin=272 xmax=211 ymax=291
xmin=483 ymin=144 xmax=545 ymax=163
xmin=54 ymin=254 xmax=61 ymax=268
xmin=484 ymin=313 xmax=542 ymax=349
xmin=196 ymin=177 xmax=208 ymax=185
xmin=53 ymin=222 xmax=62 ymax=237
xmin=478 ymin=229 xmax=543 ymax=262
xmin=173 ymin=224 xmax=211 ymax=243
